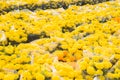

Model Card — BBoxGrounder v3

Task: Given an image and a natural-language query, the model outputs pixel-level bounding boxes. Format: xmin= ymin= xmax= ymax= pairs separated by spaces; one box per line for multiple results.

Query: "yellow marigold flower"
xmin=84 ymin=57 xmax=90 ymax=62
xmin=35 ymin=73 xmax=45 ymax=80
xmin=99 ymin=76 xmax=105 ymax=80
xmin=89 ymin=61 xmax=94 ymax=66
xmin=0 ymin=72 xmax=4 ymax=79
xmin=4 ymin=45 xmax=14 ymax=54
xmin=4 ymin=73 xmax=18 ymax=80
xmin=78 ymin=61 xmax=88 ymax=70
xmin=86 ymin=75 xmax=93 ymax=80
xmin=92 ymin=56 xmax=102 ymax=62
xmin=46 ymin=58 xmax=53 ymax=64
xmin=18 ymin=70 xmax=24 ymax=75
xmin=74 ymin=50 xmax=82 ymax=60
xmin=113 ymin=73 xmax=119 ymax=79
xmin=11 ymin=54 xmax=17 ymax=59
xmin=115 ymin=68 xmax=120 ymax=73
xmin=74 ymin=70 xmax=82 ymax=78
xmin=75 ymin=75 xmax=84 ymax=80
xmin=95 ymin=70 xmax=103 ymax=75
xmin=58 ymin=69 xmax=69 ymax=77
xmin=43 ymin=71 xmax=52 ymax=78
xmin=106 ymin=73 xmax=114 ymax=79
xmin=4 ymin=63 xmax=15 ymax=70
xmin=69 ymin=47 xmax=77 ymax=53
xmin=87 ymin=66 xmax=96 ymax=75
xmin=0 ymin=46 xmax=3 ymax=51
xmin=115 ymin=54 xmax=120 ymax=59
xmin=21 ymin=37 xmax=27 ymax=42
xmin=94 ymin=62 xmax=104 ymax=69
xmin=51 ymin=75 xmax=60 ymax=80
xmin=22 ymin=71 xmax=32 ymax=80
xmin=0 ymin=60 xmax=6 ymax=68
xmin=103 ymin=61 xmax=112 ymax=69
xmin=62 ymin=77 xmax=72 ymax=80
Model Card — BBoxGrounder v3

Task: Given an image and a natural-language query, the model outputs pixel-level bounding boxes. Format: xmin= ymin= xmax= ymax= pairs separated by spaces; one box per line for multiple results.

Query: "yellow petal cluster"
xmin=0 ymin=0 xmax=120 ymax=80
